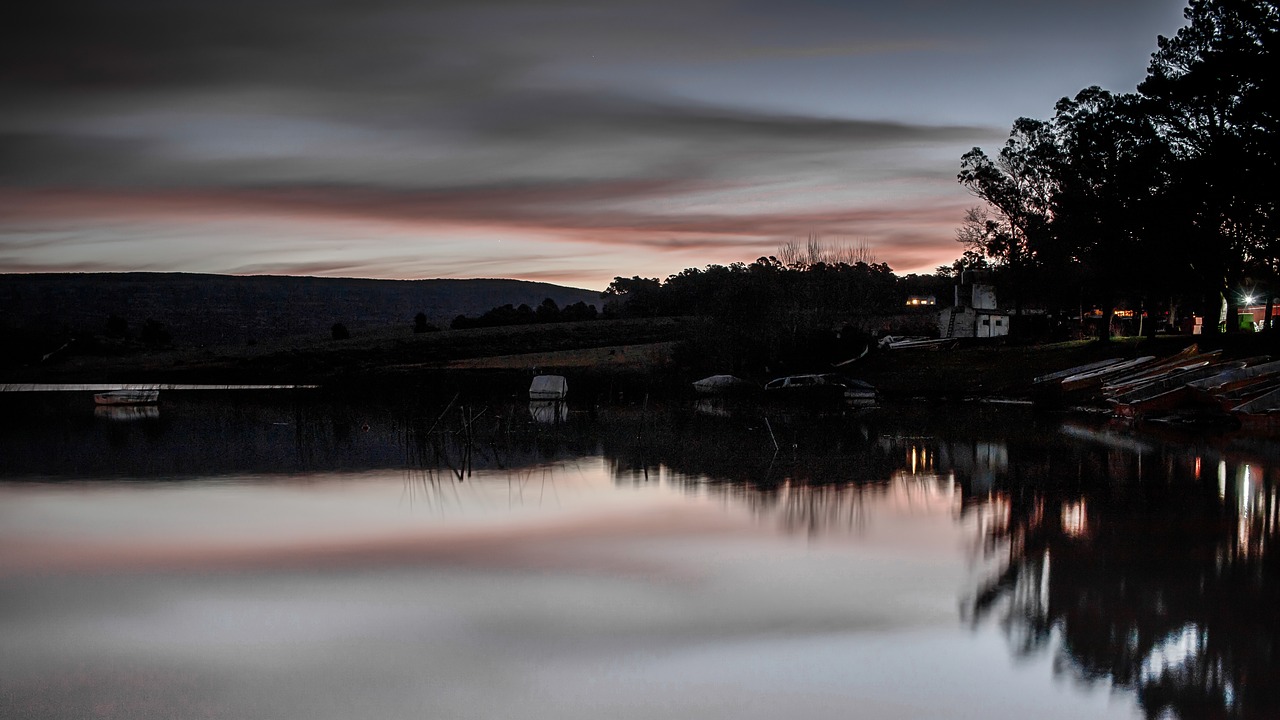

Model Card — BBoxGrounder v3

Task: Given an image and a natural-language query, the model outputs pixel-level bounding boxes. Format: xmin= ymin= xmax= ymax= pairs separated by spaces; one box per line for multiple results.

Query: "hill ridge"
xmin=0 ymin=272 xmax=604 ymax=347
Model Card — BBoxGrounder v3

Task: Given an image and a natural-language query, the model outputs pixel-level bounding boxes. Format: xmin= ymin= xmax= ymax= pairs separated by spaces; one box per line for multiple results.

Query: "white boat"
xmin=764 ymin=373 xmax=876 ymax=407
xmin=529 ymin=375 xmax=568 ymax=400
xmin=93 ymin=389 xmax=159 ymax=406
xmin=691 ymin=374 xmax=754 ymax=395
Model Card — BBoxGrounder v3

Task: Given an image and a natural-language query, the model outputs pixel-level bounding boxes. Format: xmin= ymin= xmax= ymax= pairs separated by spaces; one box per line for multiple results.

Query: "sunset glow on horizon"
xmin=2 ymin=0 xmax=1190 ymax=290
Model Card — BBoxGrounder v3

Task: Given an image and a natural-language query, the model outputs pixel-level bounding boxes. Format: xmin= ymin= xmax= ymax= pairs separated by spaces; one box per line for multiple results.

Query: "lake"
xmin=1 ymin=391 xmax=1277 ymax=719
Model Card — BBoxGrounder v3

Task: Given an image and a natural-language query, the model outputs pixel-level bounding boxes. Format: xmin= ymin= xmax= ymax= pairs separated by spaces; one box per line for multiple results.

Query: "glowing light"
xmin=1062 ymin=500 xmax=1088 ymax=538
xmin=1141 ymin=624 xmax=1204 ymax=684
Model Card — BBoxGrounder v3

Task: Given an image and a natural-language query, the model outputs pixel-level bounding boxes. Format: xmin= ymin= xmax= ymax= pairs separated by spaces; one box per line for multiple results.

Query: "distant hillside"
xmin=0 ymin=273 xmax=604 ymax=347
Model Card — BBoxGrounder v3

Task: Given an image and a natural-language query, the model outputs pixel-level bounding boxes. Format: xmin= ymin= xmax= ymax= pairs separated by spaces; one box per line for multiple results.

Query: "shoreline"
xmin=5 ymin=312 xmax=1279 ymax=405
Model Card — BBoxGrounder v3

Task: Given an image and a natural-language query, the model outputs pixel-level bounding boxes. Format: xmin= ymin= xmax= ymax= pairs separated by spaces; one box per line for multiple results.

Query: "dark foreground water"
xmin=2 ymin=392 xmax=1278 ymax=719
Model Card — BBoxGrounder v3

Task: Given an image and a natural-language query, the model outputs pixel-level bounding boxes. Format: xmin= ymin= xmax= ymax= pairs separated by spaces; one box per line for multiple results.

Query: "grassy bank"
xmin=7 ymin=317 xmax=691 ymax=385
xmin=9 ymin=313 xmax=1279 ymax=404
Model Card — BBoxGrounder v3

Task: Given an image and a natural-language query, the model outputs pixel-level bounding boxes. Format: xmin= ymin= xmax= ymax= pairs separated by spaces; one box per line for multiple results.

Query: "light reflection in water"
xmin=2 ymin=395 xmax=1280 ymax=718
xmin=962 ymin=416 xmax=1280 ymax=720
xmin=1061 ymin=500 xmax=1087 ymax=538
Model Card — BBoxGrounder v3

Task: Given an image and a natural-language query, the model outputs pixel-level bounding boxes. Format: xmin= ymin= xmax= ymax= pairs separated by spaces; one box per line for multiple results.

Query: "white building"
xmin=938 ymin=271 xmax=1010 ymax=339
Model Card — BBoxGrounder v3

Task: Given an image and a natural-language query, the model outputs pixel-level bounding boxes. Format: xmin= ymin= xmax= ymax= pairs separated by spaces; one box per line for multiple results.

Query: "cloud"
xmin=221 ymin=258 xmax=431 ymax=278
xmin=1 ymin=0 xmax=1036 ymax=283
xmin=0 ymin=183 xmax=965 ymax=240
xmin=3 ymin=0 xmax=999 ymax=194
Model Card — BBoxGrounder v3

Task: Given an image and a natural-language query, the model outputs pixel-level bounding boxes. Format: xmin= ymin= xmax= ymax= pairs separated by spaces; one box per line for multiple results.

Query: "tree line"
xmin=955 ymin=0 xmax=1278 ymax=340
xmin=599 ymin=239 xmax=938 ymax=375
xmin=449 ymin=298 xmax=599 ymax=330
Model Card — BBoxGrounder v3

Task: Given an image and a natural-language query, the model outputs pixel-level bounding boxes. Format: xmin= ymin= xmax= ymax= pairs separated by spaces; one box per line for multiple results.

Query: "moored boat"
xmin=764 ymin=373 xmax=876 ymax=408
xmin=529 ymin=375 xmax=568 ymax=400
xmin=692 ymin=374 xmax=756 ymax=396
xmin=93 ymin=389 xmax=159 ymax=406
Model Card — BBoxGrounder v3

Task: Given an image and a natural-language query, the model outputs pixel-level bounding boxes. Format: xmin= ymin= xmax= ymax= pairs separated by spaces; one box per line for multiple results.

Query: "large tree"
xmin=1050 ymin=87 xmax=1175 ymax=340
xmin=957 ymin=117 xmax=1063 ymax=314
xmin=1139 ymin=0 xmax=1280 ymax=333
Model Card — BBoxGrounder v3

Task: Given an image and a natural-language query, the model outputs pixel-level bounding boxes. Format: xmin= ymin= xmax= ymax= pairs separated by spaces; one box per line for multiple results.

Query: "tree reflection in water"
xmin=606 ymin=402 xmax=1280 ymax=717
xmin=963 ymin=419 xmax=1280 ymax=720
xmin=5 ymin=392 xmax=1279 ymax=716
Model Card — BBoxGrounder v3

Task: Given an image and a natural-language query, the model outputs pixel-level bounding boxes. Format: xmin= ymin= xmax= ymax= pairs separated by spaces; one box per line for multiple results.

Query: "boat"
xmin=1231 ymin=386 xmax=1280 ymax=432
xmin=1059 ymin=356 xmax=1156 ymax=394
xmin=1213 ymin=375 xmax=1280 ymax=411
xmin=93 ymin=389 xmax=159 ymax=406
xmin=528 ymin=375 xmax=568 ymax=400
xmin=764 ymin=373 xmax=876 ymax=407
xmin=879 ymin=336 xmax=956 ymax=350
xmin=1033 ymin=358 xmax=1124 ymax=386
xmin=1231 ymin=386 xmax=1280 ymax=415
xmin=1186 ymin=358 xmax=1277 ymax=391
xmin=1188 ymin=358 xmax=1280 ymax=394
xmin=1100 ymin=350 xmax=1221 ymax=395
xmin=691 ymin=375 xmax=755 ymax=396
xmin=1109 ymin=362 xmax=1245 ymax=418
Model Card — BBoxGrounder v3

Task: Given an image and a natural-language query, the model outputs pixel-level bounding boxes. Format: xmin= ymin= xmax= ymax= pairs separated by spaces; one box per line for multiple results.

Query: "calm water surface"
xmin=2 ymin=393 xmax=1277 ymax=719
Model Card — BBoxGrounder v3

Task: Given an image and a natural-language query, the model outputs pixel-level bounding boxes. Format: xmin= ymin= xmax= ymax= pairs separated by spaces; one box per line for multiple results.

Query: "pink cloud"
xmin=0 ymin=183 xmax=971 ymax=280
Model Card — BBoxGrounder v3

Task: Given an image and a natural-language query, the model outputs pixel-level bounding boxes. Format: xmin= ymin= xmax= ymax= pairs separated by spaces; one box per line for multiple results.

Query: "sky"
xmin=1 ymin=0 xmax=1191 ymax=290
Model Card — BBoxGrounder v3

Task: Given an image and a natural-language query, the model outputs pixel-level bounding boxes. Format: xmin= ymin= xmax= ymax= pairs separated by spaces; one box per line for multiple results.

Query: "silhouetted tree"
xmin=603 ymin=276 xmax=664 ymax=317
xmin=949 ymin=0 xmax=1280 ymax=335
xmin=413 ymin=312 xmax=438 ymax=333
xmin=1050 ymin=87 xmax=1173 ymax=341
xmin=535 ymin=298 xmax=560 ymax=323
xmin=331 ymin=323 xmax=349 ymax=340
xmin=560 ymin=301 xmax=598 ymax=322
xmin=1139 ymin=0 xmax=1280 ymax=333
xmin=958 ymin=117 xmax=1062 ymax=315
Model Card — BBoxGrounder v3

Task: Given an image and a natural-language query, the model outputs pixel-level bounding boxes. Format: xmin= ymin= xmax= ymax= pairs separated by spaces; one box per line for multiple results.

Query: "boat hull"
xmin=528 ymin=375 xmax=568 ymax=400
xmin=93 ymin=390 xmax=159 ymax=406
